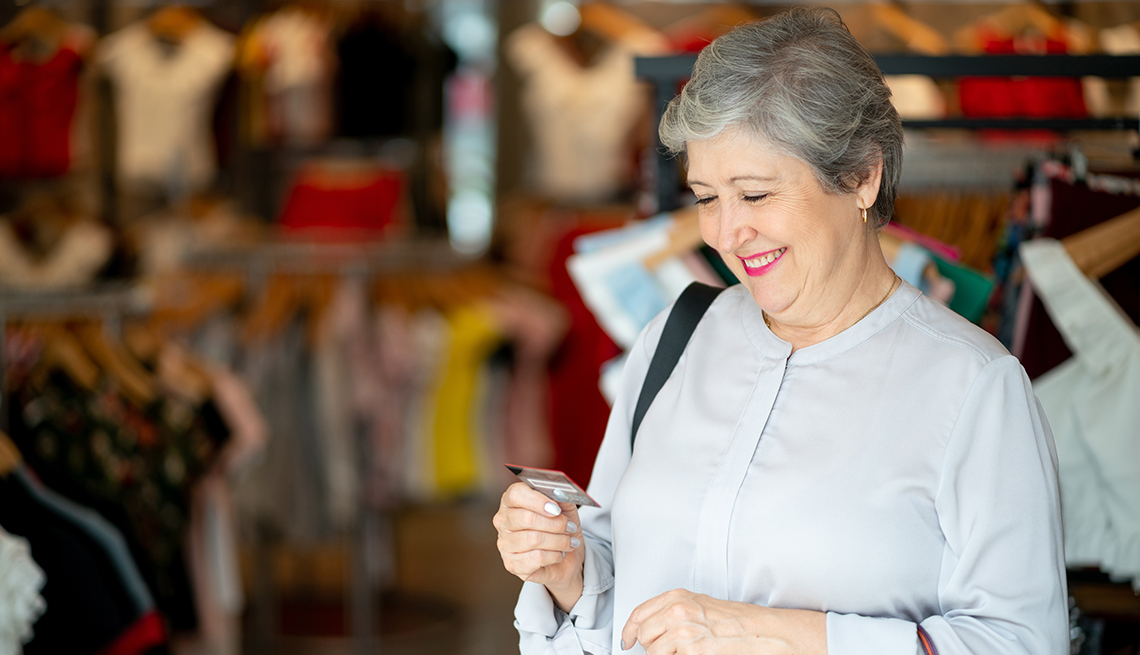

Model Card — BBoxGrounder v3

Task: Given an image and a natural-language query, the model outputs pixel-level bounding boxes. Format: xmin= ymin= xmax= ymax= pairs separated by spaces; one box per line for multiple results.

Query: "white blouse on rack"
xmin=515 ymin=282 xmax=1068 ymax=655
xmin=1024 ymin=238 xmax=1140 ymax=591
xmin=0 ymin=526 xmax=45 ymax=655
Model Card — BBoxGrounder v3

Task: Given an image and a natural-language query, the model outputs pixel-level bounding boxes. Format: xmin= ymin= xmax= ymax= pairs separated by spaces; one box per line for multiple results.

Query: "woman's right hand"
xmin=493 ymin=482 xmax=585 ymax=611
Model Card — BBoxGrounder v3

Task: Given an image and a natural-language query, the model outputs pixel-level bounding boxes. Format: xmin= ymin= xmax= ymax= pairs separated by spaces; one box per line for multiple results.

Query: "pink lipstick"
xmin=739 ymin=247 xmax=786 ymax=277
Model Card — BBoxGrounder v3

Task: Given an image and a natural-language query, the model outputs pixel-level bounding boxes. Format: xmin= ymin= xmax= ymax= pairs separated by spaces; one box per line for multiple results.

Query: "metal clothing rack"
xmin=185 ymin=237 xmax=476 ymax=281
xmin=636 ymin=54 xmax=1140 ymax=213
xmin=0 ymin=283 xmax=146 ymax=431
xmin=186 ymin=236 xmax=478 ymax=655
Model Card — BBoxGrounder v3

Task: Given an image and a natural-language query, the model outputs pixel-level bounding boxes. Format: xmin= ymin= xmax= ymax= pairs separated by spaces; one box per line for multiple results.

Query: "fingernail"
xmin=566 ymin=522 xmax=578 ymax=533
xmin=570 ymin=537 xmax=581 ymax=548
xmin=544 ymin=502 xmax=561 ymax=516
xmin=621 ymin=639 xmax=629 ymax=650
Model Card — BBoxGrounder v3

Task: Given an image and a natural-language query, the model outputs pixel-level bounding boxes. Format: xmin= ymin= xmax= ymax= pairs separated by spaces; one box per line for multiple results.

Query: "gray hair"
xmin=659 ymin=7 xmax=902 ymax=228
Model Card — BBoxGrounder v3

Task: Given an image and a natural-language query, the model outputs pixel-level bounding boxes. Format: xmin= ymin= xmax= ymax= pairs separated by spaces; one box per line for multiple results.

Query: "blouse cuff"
xmin=515 ymin=543 xmax=616 ymax=654
xmin=827 ymin=611 xmax=922 ymax=655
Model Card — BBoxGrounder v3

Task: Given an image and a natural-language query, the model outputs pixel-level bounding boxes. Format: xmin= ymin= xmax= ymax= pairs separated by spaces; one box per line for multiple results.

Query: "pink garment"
xmin=177 ymin=366 xmax=266 ymax=655
xmin=366 ymin=304 xmax=419 ymax=508
xmin=180 ymin=474 xmax=240 ymax=655
xmin=205 ymin=366 xmax=268 ymax=475
xmin=485 ymin=287 xmax=568 ymax=486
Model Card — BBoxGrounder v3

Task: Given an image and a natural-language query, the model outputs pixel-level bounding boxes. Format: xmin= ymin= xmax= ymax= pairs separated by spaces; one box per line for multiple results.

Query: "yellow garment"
xmin=430 ymin=304 xmax=503 ymax=496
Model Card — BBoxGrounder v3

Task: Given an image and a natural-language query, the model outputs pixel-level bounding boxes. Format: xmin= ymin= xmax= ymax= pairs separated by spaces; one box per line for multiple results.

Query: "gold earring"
xmin=861 ymin=207 xmax=868 ymax=224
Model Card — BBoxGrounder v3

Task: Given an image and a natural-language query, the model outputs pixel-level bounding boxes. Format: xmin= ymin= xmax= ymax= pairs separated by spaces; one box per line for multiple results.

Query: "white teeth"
xmin=744 ymin=247 xmax=785 ymax=268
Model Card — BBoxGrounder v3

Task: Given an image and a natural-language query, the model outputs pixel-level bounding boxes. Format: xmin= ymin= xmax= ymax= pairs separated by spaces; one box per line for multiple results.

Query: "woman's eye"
xmin=695 ymin=196 xmax=717 ymax=206
xmin=742 ymin=194 xmax=767 ymax=204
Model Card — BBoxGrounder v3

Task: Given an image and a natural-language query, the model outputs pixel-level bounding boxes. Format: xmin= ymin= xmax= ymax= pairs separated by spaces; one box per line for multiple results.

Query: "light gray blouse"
xmin=515 ymin=281 xmax=1068 ymax=655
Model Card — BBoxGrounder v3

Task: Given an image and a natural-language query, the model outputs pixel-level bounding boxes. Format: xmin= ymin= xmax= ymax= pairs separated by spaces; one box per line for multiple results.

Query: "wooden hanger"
xmin=150 ymin=271 xmax=246 ymax=334
xmin=576 ymin=1 xmax=670 ymax=53
xmin=302 ymin=274 xmax=338 ymax=348
xmin=0 ymin=431 xmax=21 ymax=477
xmin=661 ymin=5 xmax=756 ymax=46
xmin=867 ymin=3 xmax=949 ymax=56
xmin=241 ymin=274 xmax=301 ymax=344
xmin=954 ymin=2 xmax=1063 ymax=53
xmin=148 ymin=4 xmax=203 ymax=44
xmin=0 ymin=6 xmax=69 ymax=48
xmin=37 ymin=323 xmax=101 ymax=392
xmin=76 ymin=322 xmax=158 ymax=408
xmin=1062 ymin=206 xmax=1140 ymax=280
xmin=156 ymin=342 xmax=213 ymax=404
xmin=644 ymin=207 xmax=703 ymax=270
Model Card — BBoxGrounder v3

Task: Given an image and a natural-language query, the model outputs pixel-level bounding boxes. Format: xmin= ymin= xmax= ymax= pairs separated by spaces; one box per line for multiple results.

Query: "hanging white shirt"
xmin=506 ymin=24 xmax=660 ymax=204
xmin=99 ymin=21 xmax=234 ymax=192
xmin=515 ymin=281 xmax=1068 ymax=655
xmin=1023 ymin=238 xmax=1140 ymax=591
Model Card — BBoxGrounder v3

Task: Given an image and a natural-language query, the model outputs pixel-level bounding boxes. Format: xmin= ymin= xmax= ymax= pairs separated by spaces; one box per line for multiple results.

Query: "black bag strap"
xmin=630 ymin=282 xmax=725 ymax=449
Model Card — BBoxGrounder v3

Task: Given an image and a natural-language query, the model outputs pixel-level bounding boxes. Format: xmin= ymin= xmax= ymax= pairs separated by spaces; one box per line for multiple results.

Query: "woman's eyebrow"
xmin=686 ymin=176 xmax=776 ymax=188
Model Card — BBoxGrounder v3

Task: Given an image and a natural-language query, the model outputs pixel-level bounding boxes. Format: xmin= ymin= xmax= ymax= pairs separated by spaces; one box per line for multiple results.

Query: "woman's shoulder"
xmin=895 ymin=291 xmax=1012 ymax=368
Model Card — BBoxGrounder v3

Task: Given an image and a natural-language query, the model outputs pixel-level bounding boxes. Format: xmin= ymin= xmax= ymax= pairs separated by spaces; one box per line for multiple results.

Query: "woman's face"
xmin=686 ymin=128 xmax=880 ymax=326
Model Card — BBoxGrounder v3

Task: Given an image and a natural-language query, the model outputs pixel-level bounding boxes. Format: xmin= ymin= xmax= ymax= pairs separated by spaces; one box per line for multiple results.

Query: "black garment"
xmin=1020 ymin=176 xmax=1140 ymax=380
xmin=335 ymin=12 xmax=455 ymax=139
xmin=0 ymin=473 xmax=136 ymax=654
xmin=8 ymin=370 xmax=229 ymax=632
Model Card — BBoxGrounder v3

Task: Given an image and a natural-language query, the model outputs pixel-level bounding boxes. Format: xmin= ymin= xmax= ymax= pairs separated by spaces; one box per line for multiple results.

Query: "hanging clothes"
xmin=1023 ymin=239 xmax=1140 ymax=591
xmin=0 ymin=29 xmax=89 ymax=178
xmin=0 ymin=218 xmax=114 ymax=291
xmin=335 ymin=10 xmax=455 ymax=139
xmin=238 ymin=7 xmax=334 ymax=147
xmin=361 ymin=303 xmax=418 ymax=508
xmin=0 ymin=472 xmax=149 ymax=655
xmin=1099 ymin=23 xmax=1140 ymax=118
xmin=506 ymin=24 xmax=658 ymax=203
xmin=99 ymin=20 xmax=234 ymax=193
xmin=1018 ymin=174 xmax=1140 ymax=380
xmin=8 ymin=365 xmax=228 ymax=633
xmin=237 ymin=318 xmax=328 ymax=542
xmin=546 ymin=225 xmax=624 ymax=488
xmin=402 ymin=308 xmax=449 ymax=499
xmin=277 ymin=162 xmax=406 ymax=238
xmin=427 ymin=304 xmax=504 ymax=497
xmin=0 ymin=525 xmax=45 ymax=655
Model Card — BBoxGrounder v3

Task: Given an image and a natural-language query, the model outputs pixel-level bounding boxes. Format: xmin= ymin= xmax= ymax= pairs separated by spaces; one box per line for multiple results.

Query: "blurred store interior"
xmin=0 ymin=0 xmax=1139 ymax=653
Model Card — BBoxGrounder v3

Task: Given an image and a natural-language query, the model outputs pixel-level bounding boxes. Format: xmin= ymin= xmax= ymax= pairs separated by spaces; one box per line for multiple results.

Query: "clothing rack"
xmin=0 ymin=284 xmax=145 ymax=432
xmin=185 ymin=237 xmax=476 ymax=281
xmin=186 ymin=236 xmax=480 ymax=655
xmin=635 ymin=54 xmax=1140 ymax=213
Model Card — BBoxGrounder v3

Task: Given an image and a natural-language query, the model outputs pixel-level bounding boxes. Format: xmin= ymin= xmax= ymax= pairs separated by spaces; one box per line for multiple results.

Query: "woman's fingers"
xmin=622 ymin=589 xmax=691 ymax=650
xmin=501 ymin=546 xmax=570 ymax=579
xmin=493 ymin=482 xmax=585 ymax=584
xmin=503 ymin=482 xmax=579 ymax=520
xmin=498 ymin=520 xmax=581 ymax=554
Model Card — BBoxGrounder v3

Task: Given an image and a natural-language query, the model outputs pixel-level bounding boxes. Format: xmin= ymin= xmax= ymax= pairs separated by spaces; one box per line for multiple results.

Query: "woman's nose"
xmin=714 ymin=203 xmax=757 ymax=254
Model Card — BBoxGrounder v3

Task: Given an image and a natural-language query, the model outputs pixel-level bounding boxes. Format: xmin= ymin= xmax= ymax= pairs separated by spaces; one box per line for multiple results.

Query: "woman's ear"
xmin=856 ymin=158 xmax=884 ymax=213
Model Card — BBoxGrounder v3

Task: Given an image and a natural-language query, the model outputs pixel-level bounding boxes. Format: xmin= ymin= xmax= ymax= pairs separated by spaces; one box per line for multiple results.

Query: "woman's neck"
xmin=765 ymin=252 xmax=898 ymax=353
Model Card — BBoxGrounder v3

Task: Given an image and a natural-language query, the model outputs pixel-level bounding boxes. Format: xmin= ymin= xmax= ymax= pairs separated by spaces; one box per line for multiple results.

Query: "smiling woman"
xmin=685 ymin=131 xmax=895 ymax=349
xmin=495 ymin=7 xmax=1068 ymax=655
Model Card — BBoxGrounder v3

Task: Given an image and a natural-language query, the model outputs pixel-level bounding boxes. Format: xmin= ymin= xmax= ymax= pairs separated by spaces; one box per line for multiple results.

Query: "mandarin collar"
xmin=742 ymin=280 xmax=923 ymax=366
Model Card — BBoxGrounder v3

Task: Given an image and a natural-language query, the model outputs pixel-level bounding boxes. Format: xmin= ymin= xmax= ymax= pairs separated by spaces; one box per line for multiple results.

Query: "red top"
xmin=0 ymin=44 xmax=82 ymax=178
xmin=958 ymin=29 xmax=1086 ymax=119
xmin=278 ymin=166 xmax=405 ymax=240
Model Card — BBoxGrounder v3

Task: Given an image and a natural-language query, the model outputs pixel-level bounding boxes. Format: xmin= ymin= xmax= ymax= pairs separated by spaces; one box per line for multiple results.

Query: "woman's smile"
xmin=739 ymin=247 xmax=787 ymax=276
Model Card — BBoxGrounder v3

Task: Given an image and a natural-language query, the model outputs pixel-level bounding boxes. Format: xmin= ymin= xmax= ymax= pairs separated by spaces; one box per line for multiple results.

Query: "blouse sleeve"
xmin=514 ymin=306 xmax=664 ymax=655
xmin=827 ymin=355 xmax=1069 ymax=655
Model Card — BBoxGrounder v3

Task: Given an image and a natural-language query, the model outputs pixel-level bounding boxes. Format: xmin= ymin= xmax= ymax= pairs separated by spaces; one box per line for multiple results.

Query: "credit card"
xmin=505 ymin=464 xmax=601 ymax=508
